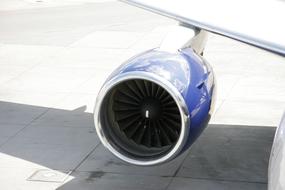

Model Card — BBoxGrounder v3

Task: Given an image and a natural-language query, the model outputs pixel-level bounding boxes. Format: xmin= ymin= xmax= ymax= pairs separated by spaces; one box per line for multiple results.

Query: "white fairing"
xmin=269 ymin=112 xmax=285 ymax=190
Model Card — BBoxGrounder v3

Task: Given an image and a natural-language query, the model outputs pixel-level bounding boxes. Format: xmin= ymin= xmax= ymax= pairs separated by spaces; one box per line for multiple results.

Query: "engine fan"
xmin=94 ymin=48 xmax=215 ymax=166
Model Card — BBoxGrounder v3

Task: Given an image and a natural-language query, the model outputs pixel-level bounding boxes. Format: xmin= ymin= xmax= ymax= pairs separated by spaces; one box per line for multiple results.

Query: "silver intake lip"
xmin=94 ymin=71 xmax=190 ymax=166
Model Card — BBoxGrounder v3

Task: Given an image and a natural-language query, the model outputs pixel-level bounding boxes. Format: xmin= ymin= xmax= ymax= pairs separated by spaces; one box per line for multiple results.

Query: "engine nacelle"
xmin=94 ymin=48 xmax=215 ymax=166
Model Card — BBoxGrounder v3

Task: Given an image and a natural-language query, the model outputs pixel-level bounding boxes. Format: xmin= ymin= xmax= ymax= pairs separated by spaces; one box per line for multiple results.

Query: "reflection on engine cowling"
xmin=94 ymin=48 xmax=216 ymax=166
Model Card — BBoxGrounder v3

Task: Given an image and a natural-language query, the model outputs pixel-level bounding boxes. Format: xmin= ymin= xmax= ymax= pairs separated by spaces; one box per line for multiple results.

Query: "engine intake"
xmin=101 ymin=78 xmax=182 ymax=158
xmin=94 ymin=48 xmax=215 ymax=166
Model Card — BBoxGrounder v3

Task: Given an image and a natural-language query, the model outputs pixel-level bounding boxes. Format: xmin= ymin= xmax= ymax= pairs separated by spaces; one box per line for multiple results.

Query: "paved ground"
xmin=0 ymin=1 xmax=285 ymax=189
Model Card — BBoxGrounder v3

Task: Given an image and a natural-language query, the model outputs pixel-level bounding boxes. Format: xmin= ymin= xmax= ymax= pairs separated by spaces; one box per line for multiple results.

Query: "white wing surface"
xmin=121 ymin=0 xmax=285 ymax=56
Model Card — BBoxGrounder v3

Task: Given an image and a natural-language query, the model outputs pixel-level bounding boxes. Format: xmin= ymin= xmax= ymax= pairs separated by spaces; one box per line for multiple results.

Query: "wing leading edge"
xmin=120 ymin=0 xmax=285 ymax=56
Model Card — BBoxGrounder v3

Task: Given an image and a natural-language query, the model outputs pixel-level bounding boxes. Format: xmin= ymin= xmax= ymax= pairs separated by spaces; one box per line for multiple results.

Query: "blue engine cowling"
xmin=94 ymin=48 xmax=215 ymax=166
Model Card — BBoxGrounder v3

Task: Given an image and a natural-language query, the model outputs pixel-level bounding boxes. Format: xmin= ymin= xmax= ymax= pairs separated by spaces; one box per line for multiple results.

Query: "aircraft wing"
xmin=120 ymin=0 xmax=285 ymax=56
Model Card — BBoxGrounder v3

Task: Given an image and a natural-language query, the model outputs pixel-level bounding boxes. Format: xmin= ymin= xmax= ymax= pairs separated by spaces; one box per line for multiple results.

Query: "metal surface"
xmin=94 ymin=48 xmax=215 ymax=165
xmin=94 ymin=72 xmax=190 ymax=166
xmin=269 ymin=112 xmax=285 ymax=190
xmin=120 ymin=0 xmax=285 ymax=56
xmin=158 ymin=25 xmax=208 ymax=55
xmin=110 ymin=79 xmax=182 ymax=149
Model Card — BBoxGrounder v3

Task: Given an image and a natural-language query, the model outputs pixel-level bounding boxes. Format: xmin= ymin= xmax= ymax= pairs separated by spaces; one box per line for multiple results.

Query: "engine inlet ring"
xmin=94 ymin=71 xmax=190 ymax=166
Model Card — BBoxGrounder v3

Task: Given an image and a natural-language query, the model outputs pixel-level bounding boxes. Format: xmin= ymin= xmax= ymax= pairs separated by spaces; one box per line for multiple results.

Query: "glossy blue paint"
xmin=107 ymin=48 xmax=215 ymax=153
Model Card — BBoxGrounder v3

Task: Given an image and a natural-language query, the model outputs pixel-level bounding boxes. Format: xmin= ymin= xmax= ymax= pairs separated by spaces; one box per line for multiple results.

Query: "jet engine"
xmin=94 ymin=48 xmax=215 ymax=166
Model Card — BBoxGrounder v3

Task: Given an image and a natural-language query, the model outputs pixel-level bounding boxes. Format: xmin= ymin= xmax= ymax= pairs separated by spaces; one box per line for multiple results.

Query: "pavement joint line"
xmin=0 ymin=89 xmax=73 ymax=148
xmin=0 ymin=44 xmax=65 ymax=86
xmin=0 ymin=1 xmax=117 ymax=13
xmin=172 ymin=148 xmax=192 ymax=177
xmin=125 ymin=31 xmax=149 ymax=49
xmin=65 ymin=26 xmax=107 ymax=47
xmin=200 ymin=51 xmax=247 ymax=111
xmin=0 ymin=125 xmax=28 ymax=148
xmin=125 ymin=25 xmax=169 ymax=50
xmin=169 ymin=176 xmax=268 ymax=185
xmin=164 ymin=176 xmax=175 ymax=190
xmin=0 ymin=107 xmax=50 ymax=149
xmin=64 ymin=22 xmax=123 ymax=48
xmin=222 ymin=71 xmax=246 ymax=101
xmin=163 ymin=149 xmax=193 ymax=190
xmin=67 ymin=169 xmax=267 ymax=184
xmin=71 ymin=170 xmax=171 ymax=177
xmin=0 ymin=43 xmax=67 ymax=48
xmin=65 ymin=69 xmax=103 ymax=96
xmin=0 ymin=63 xmax=40 ymax=87
xmin=26 ymin=92 xmax=79 ymax=123
xmin=71 ymin=142 xmax=101 ymax=174
xmin=211 ymin=99 xmax=226 ymax=119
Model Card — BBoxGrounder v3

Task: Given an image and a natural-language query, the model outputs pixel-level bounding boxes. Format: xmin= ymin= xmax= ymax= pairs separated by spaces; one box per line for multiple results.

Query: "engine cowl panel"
xmin=94 ymin=48 xmax=215 ymax=166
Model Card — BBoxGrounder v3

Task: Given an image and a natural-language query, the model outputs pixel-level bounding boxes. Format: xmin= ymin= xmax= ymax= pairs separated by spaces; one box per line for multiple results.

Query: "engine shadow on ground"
xmin=0 ymin=101 xmax=275 ymax=190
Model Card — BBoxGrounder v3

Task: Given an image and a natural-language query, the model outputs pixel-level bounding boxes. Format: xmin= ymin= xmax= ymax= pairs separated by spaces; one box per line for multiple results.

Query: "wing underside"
xmin=120 ymin=0 xmax=285 ymax=56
